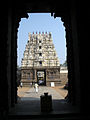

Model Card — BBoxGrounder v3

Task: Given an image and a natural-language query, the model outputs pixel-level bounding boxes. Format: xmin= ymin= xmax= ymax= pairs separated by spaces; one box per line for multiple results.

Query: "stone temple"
xmin=21 ymin=32 xmax=60 ymax=86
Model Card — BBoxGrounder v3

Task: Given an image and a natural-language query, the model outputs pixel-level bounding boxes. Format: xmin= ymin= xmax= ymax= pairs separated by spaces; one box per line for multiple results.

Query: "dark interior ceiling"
xmin=13 ymin=0 xmax=69 ymax=17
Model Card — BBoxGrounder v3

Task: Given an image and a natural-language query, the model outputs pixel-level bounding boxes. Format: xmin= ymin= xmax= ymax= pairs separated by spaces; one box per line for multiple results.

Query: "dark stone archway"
xmin=0 ymin=1 xmax=90 ymax=119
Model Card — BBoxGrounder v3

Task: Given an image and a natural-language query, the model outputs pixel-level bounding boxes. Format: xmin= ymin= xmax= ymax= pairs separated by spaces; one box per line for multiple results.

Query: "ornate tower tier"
xmin=21 ymin=32 xmax=60 ymax=86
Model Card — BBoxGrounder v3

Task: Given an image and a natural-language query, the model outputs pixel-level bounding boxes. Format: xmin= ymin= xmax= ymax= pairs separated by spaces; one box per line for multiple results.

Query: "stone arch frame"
xmin=2 ymin=2 xmax=81 ymax=116
xmin=1 ymin=1 xmax=90 ymax=119
xmin=15 ymin=12 xmax=80 ymax=105
xmin=61 ymin=15 xmax=80 ymax=105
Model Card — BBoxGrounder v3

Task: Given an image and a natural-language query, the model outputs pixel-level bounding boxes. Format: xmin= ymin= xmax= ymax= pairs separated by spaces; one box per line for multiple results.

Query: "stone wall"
xmin=60 ymin=71 xmax=68 ymax=85
xmin=21 ymin=66 xmax=61 ymax=86
xmin=20 ymin=67 xmax=68 ymax=87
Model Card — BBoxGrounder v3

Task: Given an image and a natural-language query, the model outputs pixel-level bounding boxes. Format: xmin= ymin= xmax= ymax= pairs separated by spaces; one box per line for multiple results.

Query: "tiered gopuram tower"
xmin=21 ymin=32 xmax=60 ymax=86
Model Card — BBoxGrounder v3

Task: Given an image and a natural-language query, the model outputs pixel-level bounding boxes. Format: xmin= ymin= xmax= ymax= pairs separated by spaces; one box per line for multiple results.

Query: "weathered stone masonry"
xmin=21 ymin=32 xmax=60 ymax=86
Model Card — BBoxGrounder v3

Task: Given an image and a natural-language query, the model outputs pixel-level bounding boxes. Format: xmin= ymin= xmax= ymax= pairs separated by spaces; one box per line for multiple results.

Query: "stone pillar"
xmin=75 ymin=1 xmax=90 ymax=113
xmin=11 ymin=12 xmax=21 ymax=105
xmin=34 ymin=69 xmax=37 ymax=82
xmin=61 ymin=16 xmax=76 ymax=104
xmin=11 ymin=17 xmax=17 ymax=106
xmin=7 ymin=7 xmax=12 ymax=109
xmin=0 ymin=5 xmax=9 ymax=118
xmin=70 ymin=1 xmax=80 ymax=105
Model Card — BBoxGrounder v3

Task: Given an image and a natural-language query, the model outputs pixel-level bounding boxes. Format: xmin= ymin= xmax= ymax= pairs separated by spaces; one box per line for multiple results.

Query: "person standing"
xmin=20 ymin=82 xmax=23 ymax=88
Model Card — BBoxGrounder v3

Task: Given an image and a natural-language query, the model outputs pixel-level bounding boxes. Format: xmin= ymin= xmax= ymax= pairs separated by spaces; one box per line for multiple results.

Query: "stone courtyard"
xmin=18 ymin=86 xmax=67 ymax=101
xmin=18 ymin=86 xmax=67 ymax=99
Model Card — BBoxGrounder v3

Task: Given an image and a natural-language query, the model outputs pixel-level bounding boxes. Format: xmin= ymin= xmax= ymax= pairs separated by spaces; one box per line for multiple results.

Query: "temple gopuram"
xmin=21 ymin=32 xmax=60 ymax=86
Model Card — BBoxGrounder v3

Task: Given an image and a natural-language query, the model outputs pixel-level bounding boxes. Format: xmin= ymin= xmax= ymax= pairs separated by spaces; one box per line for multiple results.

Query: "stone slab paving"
xmin=21 ymin=86 xmax=64 ymax=101
xmin=9 ymin=86 xmax=79 ymax=116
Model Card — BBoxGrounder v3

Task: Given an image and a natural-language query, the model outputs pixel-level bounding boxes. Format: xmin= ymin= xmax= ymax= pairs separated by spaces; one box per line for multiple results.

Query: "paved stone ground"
xmin=9 ymin=86 xmax=79 ymax=116
xmin=21 ymin=86 xmax=64 ymax=101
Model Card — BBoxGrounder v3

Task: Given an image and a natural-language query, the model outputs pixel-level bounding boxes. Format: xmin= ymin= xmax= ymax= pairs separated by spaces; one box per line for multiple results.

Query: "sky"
xmin=17 ymin=13 xmax=66 ymax=67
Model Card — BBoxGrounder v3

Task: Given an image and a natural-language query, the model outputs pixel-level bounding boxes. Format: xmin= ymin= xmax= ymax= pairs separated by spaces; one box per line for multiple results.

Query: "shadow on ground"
xmin=9 ymin=98 xmax=79 ymax=115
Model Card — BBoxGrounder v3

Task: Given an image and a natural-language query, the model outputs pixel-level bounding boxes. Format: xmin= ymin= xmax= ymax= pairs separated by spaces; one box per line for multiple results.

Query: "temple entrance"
xmin=16 ymin=13 xmax=69 ymax=115
xmin=37 ymin=70 xmax=46 ymax=85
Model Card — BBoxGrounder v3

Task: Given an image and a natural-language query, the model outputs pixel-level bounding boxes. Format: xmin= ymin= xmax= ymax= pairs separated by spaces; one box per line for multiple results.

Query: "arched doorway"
xmin=0 ymin=1 xmax=83 ymax=119
xmin=37 ymin=70 xmax=46 ymax=86
xmin=11 ymin=10 xmax=79 ymax=114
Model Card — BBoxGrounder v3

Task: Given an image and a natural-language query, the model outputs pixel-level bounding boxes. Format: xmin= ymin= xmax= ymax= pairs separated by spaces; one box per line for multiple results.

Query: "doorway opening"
xmin=16 ymin=13 xmax=69 ymax=114
xmin=37 ymin=70 xmax=46 ymax=86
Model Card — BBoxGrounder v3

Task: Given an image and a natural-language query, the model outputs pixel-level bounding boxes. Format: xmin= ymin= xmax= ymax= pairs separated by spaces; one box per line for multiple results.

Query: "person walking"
xmin=34 ymin=83 xmax=39 ymax=93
